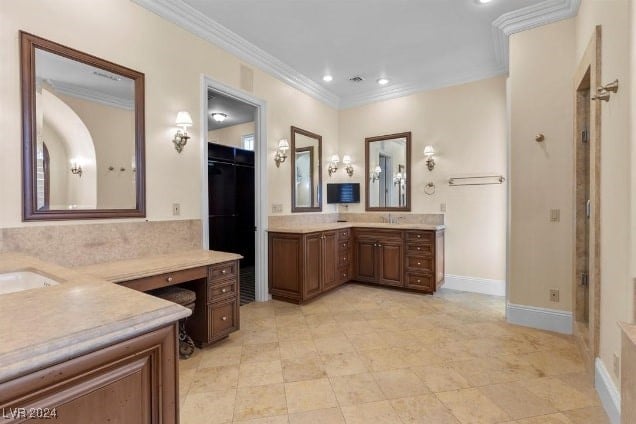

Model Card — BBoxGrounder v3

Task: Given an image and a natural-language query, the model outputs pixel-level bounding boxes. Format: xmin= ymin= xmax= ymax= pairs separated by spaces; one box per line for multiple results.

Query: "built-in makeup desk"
xmin=78 ymin=250 xmax=242 ymax=347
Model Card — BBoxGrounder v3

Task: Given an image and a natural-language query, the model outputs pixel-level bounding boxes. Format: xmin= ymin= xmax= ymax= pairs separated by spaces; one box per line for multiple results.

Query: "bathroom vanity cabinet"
xmin=0 ymin=326 xmax=178 ymax=424
xmin=268 ymin=225 xmax=444 ymax=303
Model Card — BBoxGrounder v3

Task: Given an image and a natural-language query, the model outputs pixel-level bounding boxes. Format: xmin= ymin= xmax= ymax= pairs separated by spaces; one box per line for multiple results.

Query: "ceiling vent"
xmin=348 ymin=76 xmax=365 ymax=83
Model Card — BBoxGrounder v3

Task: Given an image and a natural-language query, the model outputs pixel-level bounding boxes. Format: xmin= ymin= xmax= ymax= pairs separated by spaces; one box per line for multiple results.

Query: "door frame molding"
xmin=200 ymin=76 xmax=270 ymax=302
xmin=572 ymin=26 xmax=602 ymax=370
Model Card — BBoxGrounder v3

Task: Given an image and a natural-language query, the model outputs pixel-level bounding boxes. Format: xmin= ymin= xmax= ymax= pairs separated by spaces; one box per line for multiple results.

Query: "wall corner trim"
xmin=595 ymin=357 xmax=621 ymax=424
xmin=492 ymin=0 xmax=581 ymax=69
xmin=506 ymin=303 xmax=573 ymax=334
xmin=443 ymin=275 xmax=506 ymax=296
xmin=131 ymin=0 xmax=340 ymax=109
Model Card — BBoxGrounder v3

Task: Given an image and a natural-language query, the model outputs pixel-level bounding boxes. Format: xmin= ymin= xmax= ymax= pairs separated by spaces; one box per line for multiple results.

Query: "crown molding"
xmin=339 ymin=64 xmax=507 ymax=110
xmin=131 ymin=0 xmax=340 ymax=109
xmin=45 ymin=79 xmax=134 ymax=110
xmin=492 ymin=0 xmax=581 ymax=69
xmin=133 ymin=0 xmax=579 ymax=110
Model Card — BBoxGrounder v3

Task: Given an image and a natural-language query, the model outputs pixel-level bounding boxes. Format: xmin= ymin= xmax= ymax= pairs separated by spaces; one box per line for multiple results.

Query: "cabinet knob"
xmin=222 ymin=288 xmax=227 ymax=293
xmin=417 ymin=279 xmax=421 ymax=283
xmin=222 ymin=269 xmax=227 ymax=274
xmin=342 ymin=273 xmax=346 ymax=277
xmin=417 ymin=262 xmax=421 ymax=265
xmin=417 ymin=247 xmax=421 ymax=251
xmin=222 ymin=316 xmax=228 ymax=321
xmin=167 ymin=276 xmax=173 ymax=282
xmin=378 ymin=244 xmax=382 ymax=247
xmin=417 ymin=235 xmax=421 ymax=238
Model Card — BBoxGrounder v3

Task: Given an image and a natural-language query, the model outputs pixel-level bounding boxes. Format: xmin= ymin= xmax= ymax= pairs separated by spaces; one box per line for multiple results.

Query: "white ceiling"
xmin=135 ymin=0 xmax=580 ymax=108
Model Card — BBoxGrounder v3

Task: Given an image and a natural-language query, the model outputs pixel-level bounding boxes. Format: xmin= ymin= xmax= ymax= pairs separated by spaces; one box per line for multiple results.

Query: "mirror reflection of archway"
xmin=36 ymin=87 xmax=97 ymax=210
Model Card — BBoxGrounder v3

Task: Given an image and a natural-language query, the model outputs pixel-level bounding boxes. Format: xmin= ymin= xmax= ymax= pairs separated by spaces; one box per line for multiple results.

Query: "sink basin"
xmin=0 ymin=271 xmax=60 ymax=295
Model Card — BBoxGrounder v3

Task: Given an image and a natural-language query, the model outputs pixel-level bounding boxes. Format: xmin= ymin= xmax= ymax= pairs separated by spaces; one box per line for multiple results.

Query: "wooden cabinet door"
xmin=378 ymin=240 xmax=403 ymax=286
xmin=322 ymin=231 xmax=339 ymax=290
xmin=303 ymin=233 xmax=323 ymax=299
xmin=355 ymin=237 xmax=377 ymax=283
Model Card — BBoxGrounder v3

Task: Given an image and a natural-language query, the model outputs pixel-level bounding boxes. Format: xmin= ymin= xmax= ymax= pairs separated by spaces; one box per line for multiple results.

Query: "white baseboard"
xmin=506 ymin=303 xmax=573 ymax=334
xmin=443 ymin=274 xmax=506 ymax=296
xmin=595 ymin=357 xmax=621 ymax=424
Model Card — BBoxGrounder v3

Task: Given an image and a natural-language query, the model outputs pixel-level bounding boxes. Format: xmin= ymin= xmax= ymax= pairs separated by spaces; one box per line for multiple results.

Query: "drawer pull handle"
xmin=222 ymin=288 xmax=227 ymax=293
xmin=167 ymin=276 xmax=173 ymax=282
xmin=222 ymin=316 xmax=228 ymax=321
xmin=222 ymin=270 xmax=227 ymax=274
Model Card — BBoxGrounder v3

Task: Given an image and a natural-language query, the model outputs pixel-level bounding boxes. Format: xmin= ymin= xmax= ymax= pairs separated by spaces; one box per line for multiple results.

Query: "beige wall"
xmin=208 ymin=121 xmax=255 ymax=149
xmin=0 ymin=0 xmax=339 ymax=229
xmin=575 ymin=0 xmax=633 ymax=388
xmin=508 ymin=19 xmax=576 ymax=312
xmin=339 ymin=77 xmax=508 ymax=282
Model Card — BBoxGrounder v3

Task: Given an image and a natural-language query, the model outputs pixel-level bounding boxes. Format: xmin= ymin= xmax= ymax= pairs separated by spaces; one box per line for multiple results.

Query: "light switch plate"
xmin=172 ymin=203 xmax=180 ymax=216
xmin=271 ymin=204 xmax=283 ymax=213
xmin=440 ymin=203 xmax=446 ymax=212
xmin=550 ymin=209 xmax=560 ymax=222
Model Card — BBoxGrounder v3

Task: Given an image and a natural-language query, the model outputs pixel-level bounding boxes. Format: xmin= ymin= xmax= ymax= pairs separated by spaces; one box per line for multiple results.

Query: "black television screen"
xmin=327 ymin=183 xmax=360 ymax=204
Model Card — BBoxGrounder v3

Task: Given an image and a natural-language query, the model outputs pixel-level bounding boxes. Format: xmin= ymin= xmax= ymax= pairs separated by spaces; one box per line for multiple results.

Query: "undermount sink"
xmin=0 ymin=271 xmax=60 ymax=295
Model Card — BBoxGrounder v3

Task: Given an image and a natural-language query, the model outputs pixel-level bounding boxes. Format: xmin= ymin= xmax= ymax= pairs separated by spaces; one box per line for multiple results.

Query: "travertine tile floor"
xmin=179 ymin=284 xmax=609 ymax=424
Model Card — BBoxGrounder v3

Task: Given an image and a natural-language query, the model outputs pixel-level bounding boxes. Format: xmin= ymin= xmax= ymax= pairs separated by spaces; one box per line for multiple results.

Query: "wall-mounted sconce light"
xmin=70 ymin=159 xmax=83 ymax=177
xmin=424 ymin=145 xmax=436 ymax=171
xmin=274 ymin=139 xmax=289 ymax=167
xmin=211 ymin=112 xmax=228 ymax=122
xmin=370 ymin=165 xmax=382 ymax=182
xmin=342 ymin=155 xmax=354 ymax=177
xmin=328 ymin=154 xmax=340 ymax=176
xmin=173 ymin=111 xmax=192 ymax=153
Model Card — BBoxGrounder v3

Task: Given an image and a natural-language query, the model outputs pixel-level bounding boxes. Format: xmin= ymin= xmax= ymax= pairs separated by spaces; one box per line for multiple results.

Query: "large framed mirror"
xmin=20 ymin=31 xmax=145 ymax=220
xmin=365 ymin=132 xmax=411 ymax=211
xmin=291 ymin=126 xmax=322 ymax=212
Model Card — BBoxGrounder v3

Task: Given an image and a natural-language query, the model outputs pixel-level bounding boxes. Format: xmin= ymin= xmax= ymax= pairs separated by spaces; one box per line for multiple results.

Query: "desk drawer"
xmin=208 ymin=279 xmax=238 ymax=302
xmin=208 ymin=299 xmax=239 ymax=341
xmin=209 ymin=261 xmax=238 ymax=282
xmin=338 ymin=249 xmax=351 ymax=266
xmin=121 ymin=266 xmax=207 ymax=292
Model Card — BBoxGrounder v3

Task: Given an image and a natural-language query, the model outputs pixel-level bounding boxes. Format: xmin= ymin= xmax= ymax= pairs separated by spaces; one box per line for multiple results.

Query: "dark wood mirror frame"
xmin=20 ymin=31 xmax=146 ymax=221
xmin=365 ymin=131 xmax=412 ymax=212
xmin=290 ymin=126 xmax=322 ymax=213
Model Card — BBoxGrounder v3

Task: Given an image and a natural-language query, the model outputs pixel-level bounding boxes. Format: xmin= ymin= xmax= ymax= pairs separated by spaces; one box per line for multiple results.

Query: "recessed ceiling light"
xmin=478 ymin=0 xmax=492 ymax=3
xmin=211 ymin=112 xmax=228 ymax=122
xmin=323 ymin=75 xmax=333 ymax=82
xmin=377 ymin=78 xmax=389 ymax=85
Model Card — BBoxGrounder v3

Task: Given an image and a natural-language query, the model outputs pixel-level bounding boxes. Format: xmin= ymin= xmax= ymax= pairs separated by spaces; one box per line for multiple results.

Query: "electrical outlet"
xmin=549 ymin=289 xmax=560 ymax=302
xmin=172 ymin=203 xmax=180 ymax=216
xmin=440 ymin=203 xmax=446 ymax=212
xmin=271 ymin=204 xmax=283 ymax=214
xmin=550 ymin=209 xmax=560 ymax=222
xmin=614 ymin=353 xmax=620 ymax=377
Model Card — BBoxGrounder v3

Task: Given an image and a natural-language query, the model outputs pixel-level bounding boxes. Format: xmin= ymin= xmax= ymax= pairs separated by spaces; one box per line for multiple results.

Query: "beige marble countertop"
xmin=267 ymin=222 xmax=445 ymax=234
xmin=620 ymin=322 xmax=636 ymax=346
xmin=78 ymin=250 xmax=243 ymax=283
xmin=0 ymin=253 xmax=191 ymax=383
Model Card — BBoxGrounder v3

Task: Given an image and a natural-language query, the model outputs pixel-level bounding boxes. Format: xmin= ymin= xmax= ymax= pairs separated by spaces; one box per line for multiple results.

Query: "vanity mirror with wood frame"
xmin=365 ymin=132 xmax=411 ymax=211
xmin=291 ymin=126 xmax=322 ymax=212
xmin=20 ymin=31 xmax=145 ymax=220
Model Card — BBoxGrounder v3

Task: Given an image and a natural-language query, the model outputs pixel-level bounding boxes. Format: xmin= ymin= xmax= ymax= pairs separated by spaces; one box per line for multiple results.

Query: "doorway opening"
xmin=201 ymin=77 xmax=268 ymax=305
xmin=573 ymin=26 xmax=602 ymax=370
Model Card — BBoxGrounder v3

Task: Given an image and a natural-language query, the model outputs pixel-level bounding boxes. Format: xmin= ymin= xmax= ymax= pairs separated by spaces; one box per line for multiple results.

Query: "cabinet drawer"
xmin=338 ymin=266 xmax=351 ymax=283
xmin=121 ymin=266 xmax=207 ymax=292
xmin=406 ymin=243 xmax=433 ymax=256
xmin=337 ymin=229 xmax=351 ymax=240
xmin=209 ymin=261 xmax=237 ymax=282
xmin=338 ymin=240 xmax=351 ymax=250
xmin=406 ymin=255 xmax=434 ymax=272
xmin=405 ymin=272 xmax=435 ymax=292
xmin=208 ymin=299 xmax=239 ymax=340
xmin=338 ymin=250 xmax=351 ymax=266
xmin=405 ymin=231 xmax=434 ymax=242
xmin=208 ymin=279 xmax=238 ymax=302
